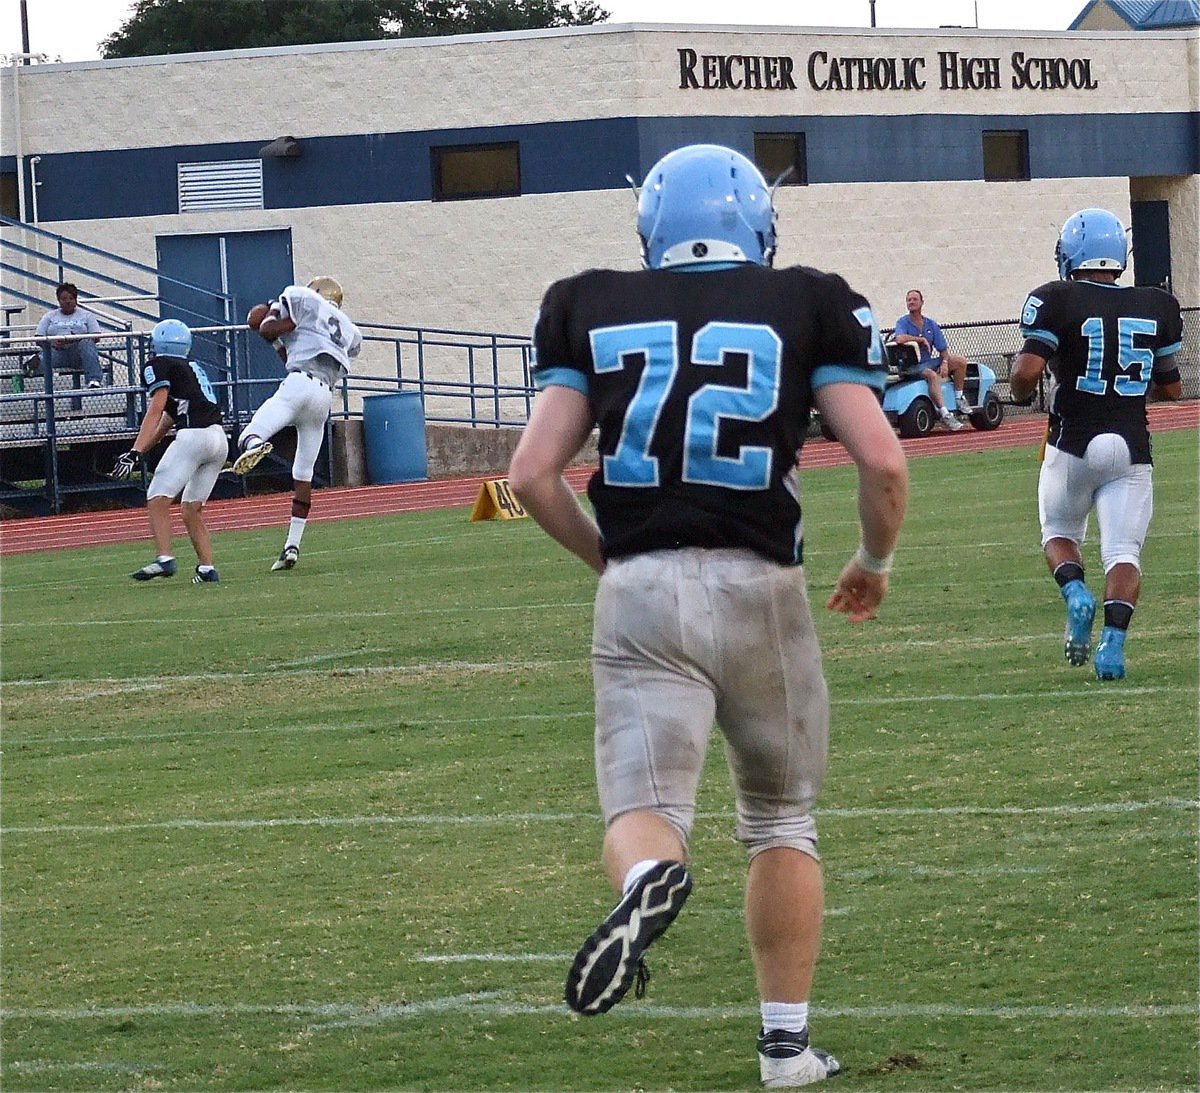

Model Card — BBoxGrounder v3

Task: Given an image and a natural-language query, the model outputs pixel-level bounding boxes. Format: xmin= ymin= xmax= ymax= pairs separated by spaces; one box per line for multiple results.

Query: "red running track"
xmin=2 ymin=403 xmax=1195 ymax=556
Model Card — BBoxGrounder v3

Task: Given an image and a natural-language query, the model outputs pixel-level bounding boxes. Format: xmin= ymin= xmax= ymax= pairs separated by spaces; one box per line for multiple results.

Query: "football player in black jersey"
xmin=508 ymin=144 xmax=908 ymax=1086
xmin=1012 ymin=208 xmax=1183 ymax=680
xmin=114 ymin=319 xmax=229 ymax=584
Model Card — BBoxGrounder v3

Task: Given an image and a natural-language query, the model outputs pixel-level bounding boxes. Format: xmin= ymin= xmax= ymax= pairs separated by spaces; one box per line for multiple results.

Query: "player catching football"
xmin=234 ymin=276 xmax=362 ymax=571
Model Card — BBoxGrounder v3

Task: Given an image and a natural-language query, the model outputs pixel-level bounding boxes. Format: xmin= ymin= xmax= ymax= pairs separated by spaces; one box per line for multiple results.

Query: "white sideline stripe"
xmin=863 ymin=627 xmax=1192 ymax=652
xmin=13 ymin=713 xmax=596 ymax=745
xmin=1 ymin=653 xmax=1180 ymax=699
xmin=7 ymin=681 xmax=1190 ymax=743
xmin=415 ymin=953 xmax=573 ymax=963
xmin=14 ymin=676 xmax=1189 ymax=743
xmin=834 ymin=685 xmax=1180 ymax=705
xmin=4 ymin=798 xmax=1194 ymax=836
xmin=5 ymin=1060 xmax=158 ymax=1075
xmin=272 ymin=648 xmax=389 ymax=668
xmin=0 ymin=602 xmax=597 ymax=627
xmin=4 ymin=574 xmax=1196 ymax=629
xmin=838 ymin=865 xmax=1048 ymax=880
xmin=2 ymin=995 xmax=1193 ymax=1024
xmin=1 ymin=658 xmax=586 ymax=689
xmin=7 ymin=685 xmax=1184 ymax=746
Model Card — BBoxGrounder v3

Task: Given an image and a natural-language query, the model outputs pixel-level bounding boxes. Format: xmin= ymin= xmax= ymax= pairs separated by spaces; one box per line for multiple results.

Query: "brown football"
xmin=246 ymin=303 xmax=270 ymax=330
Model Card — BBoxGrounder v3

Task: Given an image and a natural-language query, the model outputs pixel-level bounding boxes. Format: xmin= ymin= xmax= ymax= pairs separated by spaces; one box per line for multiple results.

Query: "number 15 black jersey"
xmin=1019 ymin=280 xmax=1183 ymax=464
xmin=532 ymin=263 xmax=887 ymax=565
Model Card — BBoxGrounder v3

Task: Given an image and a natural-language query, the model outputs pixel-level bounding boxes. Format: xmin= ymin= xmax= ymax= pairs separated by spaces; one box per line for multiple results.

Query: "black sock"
xmin=1053 ymin=562 xmax=1085 ymax=589
xmin=1103 ymin=600 xmax=1134 ymax=631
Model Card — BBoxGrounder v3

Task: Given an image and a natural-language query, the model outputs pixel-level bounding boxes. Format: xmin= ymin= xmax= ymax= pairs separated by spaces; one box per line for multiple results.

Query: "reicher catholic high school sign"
xmin=677 ymin=47 xmax=1099 ymax=92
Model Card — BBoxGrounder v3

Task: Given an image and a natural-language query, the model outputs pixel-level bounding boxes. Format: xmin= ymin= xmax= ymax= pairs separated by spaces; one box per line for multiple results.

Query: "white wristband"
xmin=855 ymin=544 xmax=893 ymax=574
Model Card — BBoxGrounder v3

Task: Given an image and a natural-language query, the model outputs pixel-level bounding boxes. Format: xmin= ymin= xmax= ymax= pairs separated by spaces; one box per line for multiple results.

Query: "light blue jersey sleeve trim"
xmin=534 ymin=366 xmax=590 ymax=394
xmin=145 ymin=378 xmax=171 ymax=395
xmin=811 ymin=364 xmax=887 ymax=392
xmin=1156 ymin=340 xmax=1182 ymax=358
xmin=1020 ymin=327 xmax=1059 ymax=351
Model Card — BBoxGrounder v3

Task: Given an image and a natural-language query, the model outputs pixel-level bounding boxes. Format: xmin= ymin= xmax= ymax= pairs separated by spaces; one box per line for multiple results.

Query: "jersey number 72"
xmin=591 ymin=320 xmax=782 ymax=490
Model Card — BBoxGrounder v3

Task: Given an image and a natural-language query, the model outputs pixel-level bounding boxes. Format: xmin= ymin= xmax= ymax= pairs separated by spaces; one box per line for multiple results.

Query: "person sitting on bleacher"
xmin=893 ymin=288 xmax=969 ymax=431
xmin=35 ymin=282 xmax=106 ymax=388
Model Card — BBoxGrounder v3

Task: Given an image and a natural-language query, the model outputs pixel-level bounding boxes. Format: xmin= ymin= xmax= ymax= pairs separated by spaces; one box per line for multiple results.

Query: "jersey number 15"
xmin=1077 ymin=316 xmax=1157 ymax=397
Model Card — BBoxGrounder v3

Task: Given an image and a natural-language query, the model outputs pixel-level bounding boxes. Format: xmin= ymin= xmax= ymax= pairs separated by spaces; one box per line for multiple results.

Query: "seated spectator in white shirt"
xmin=35 ymin=282 xmax=105 ymax=387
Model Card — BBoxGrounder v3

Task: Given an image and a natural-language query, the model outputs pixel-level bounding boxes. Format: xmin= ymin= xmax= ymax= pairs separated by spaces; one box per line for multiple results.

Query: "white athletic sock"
xmin=157 ymin=554 xmax=175 ymax=564
xmin=286 ymin=517 xmax=307 ymax=550
xmin=761 ymin=1000 xmax=809 ymax=1035
xmin=622 ymin=859 xmax=661 ymax=895
xmin=196 ymin=564 xmax=215 ymax=575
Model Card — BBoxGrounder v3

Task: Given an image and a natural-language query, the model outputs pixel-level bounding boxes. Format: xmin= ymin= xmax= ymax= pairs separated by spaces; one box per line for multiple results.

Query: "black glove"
xmin=112 ymin=450 xmax=140 ymax=479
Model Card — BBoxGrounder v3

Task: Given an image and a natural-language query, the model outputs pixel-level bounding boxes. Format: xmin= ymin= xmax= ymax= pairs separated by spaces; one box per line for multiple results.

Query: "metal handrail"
xmin=0 ymin=215 xmax=238 ymax=327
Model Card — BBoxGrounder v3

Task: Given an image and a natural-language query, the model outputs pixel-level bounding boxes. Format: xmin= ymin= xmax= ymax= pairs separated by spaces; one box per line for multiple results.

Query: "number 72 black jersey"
xmin=532 ymin=263 xmax=887 ymax=564
xmin=1019 ymin=279 xmax=1183 ymax=463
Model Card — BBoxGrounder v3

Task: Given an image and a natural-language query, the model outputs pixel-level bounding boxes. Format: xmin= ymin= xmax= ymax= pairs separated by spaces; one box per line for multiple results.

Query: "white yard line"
xmin=3 ymin=797 xmax=1194 ymax=837
xmin=7 ymin=683 xmax=1183 ymax=745
xmin=2 ymin=658 xmax=587 ymax=690
xmin=7 ymin=559 xmax=1198 ymax=629
xmin=0 ymin=602 xmax=597 ymax=627
xmin=2 ymin=993 xmax=1193 ymax=1025
xmin=414 ymin=953 xmax=573 ymax=963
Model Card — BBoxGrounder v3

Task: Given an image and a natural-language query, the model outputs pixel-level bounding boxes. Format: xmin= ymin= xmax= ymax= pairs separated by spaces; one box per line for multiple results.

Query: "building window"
xmin=432 ymin=142 xmax=521 ymax=201
xmin=753 ymin=133 xmax=807 ymax=186
xmin=983 ymin=130 xmax=1029 ymax=181
xmin=1 ymin=171 xmax=18 ymax=219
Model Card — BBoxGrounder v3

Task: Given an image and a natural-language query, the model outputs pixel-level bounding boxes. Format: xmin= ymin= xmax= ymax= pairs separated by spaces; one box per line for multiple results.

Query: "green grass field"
xmin=2 ymin=433 xmax=1196 ymax=1092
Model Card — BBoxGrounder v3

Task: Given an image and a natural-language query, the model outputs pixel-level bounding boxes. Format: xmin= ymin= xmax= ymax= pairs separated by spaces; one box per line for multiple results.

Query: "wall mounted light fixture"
xmin=259 ymin=135 xmax=303 ymax=159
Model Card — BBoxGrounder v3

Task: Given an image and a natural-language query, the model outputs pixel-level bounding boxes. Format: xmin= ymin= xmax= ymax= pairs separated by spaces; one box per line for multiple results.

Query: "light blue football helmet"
xmin=1056 ymin=208 xmax=1128 ymax=280
xmin=151 ymin=318 xmax=192 ymax=358
xmin=637 ymin=144 xmax=777 ymax=269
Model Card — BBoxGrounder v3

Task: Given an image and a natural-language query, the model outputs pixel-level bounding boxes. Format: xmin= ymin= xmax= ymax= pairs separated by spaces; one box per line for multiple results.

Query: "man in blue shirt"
xmin=893 ymin=288 xmax=970 ymax=430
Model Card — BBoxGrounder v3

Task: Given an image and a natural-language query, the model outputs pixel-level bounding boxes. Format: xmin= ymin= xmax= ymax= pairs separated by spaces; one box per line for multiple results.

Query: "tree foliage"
xmin=101 ymin=0 xmax=610 ymax=59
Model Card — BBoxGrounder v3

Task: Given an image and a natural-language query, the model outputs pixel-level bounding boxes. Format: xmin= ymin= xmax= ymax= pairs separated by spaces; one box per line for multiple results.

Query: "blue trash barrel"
xmin=362 ymin=392 xmax=428 ymax=484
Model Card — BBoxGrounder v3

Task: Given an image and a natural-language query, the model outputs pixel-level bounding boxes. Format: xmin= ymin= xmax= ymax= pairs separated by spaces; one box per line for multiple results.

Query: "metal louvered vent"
xmin=177 ymin=160 xmax=264 ymax=212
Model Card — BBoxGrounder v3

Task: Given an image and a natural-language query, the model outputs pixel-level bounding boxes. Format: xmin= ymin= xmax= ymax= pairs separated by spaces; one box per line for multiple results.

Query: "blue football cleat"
xmin=1061 ymin=579 xmax=1096 ymax=667
xmin=192 ymin=566 xmax=220 ymax=584
xmin=1094 ymin=626 xmax=1127 ymax=681
xmin=131 ymin=558 xmax=177 ymax=581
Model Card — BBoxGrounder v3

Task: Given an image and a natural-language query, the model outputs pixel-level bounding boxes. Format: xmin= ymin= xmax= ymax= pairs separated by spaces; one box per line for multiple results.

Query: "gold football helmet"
xmin=306 ymin=275 xmax=344 ymax=308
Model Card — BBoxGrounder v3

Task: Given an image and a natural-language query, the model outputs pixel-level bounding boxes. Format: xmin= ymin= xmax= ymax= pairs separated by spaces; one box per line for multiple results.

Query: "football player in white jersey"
xmin=233 ymin=276 xmax=362 ymax=571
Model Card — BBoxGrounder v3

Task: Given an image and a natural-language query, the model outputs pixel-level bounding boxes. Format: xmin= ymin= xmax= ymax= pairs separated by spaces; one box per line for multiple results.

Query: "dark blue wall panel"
xmin=29 ymin=111 xmax=1200 ymax=223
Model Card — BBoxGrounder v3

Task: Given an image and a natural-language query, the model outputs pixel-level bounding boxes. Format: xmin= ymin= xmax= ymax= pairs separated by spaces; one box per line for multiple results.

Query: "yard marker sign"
xmin=470 ymin=478 xmax=527 ymax=521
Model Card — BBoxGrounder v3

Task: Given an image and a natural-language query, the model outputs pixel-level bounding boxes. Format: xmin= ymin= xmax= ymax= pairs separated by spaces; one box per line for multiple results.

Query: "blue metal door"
xmin=1130 ymin=201 xmax=1172 ymax=292
xmin=156 ymin=229 xmax=293 ymax=414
